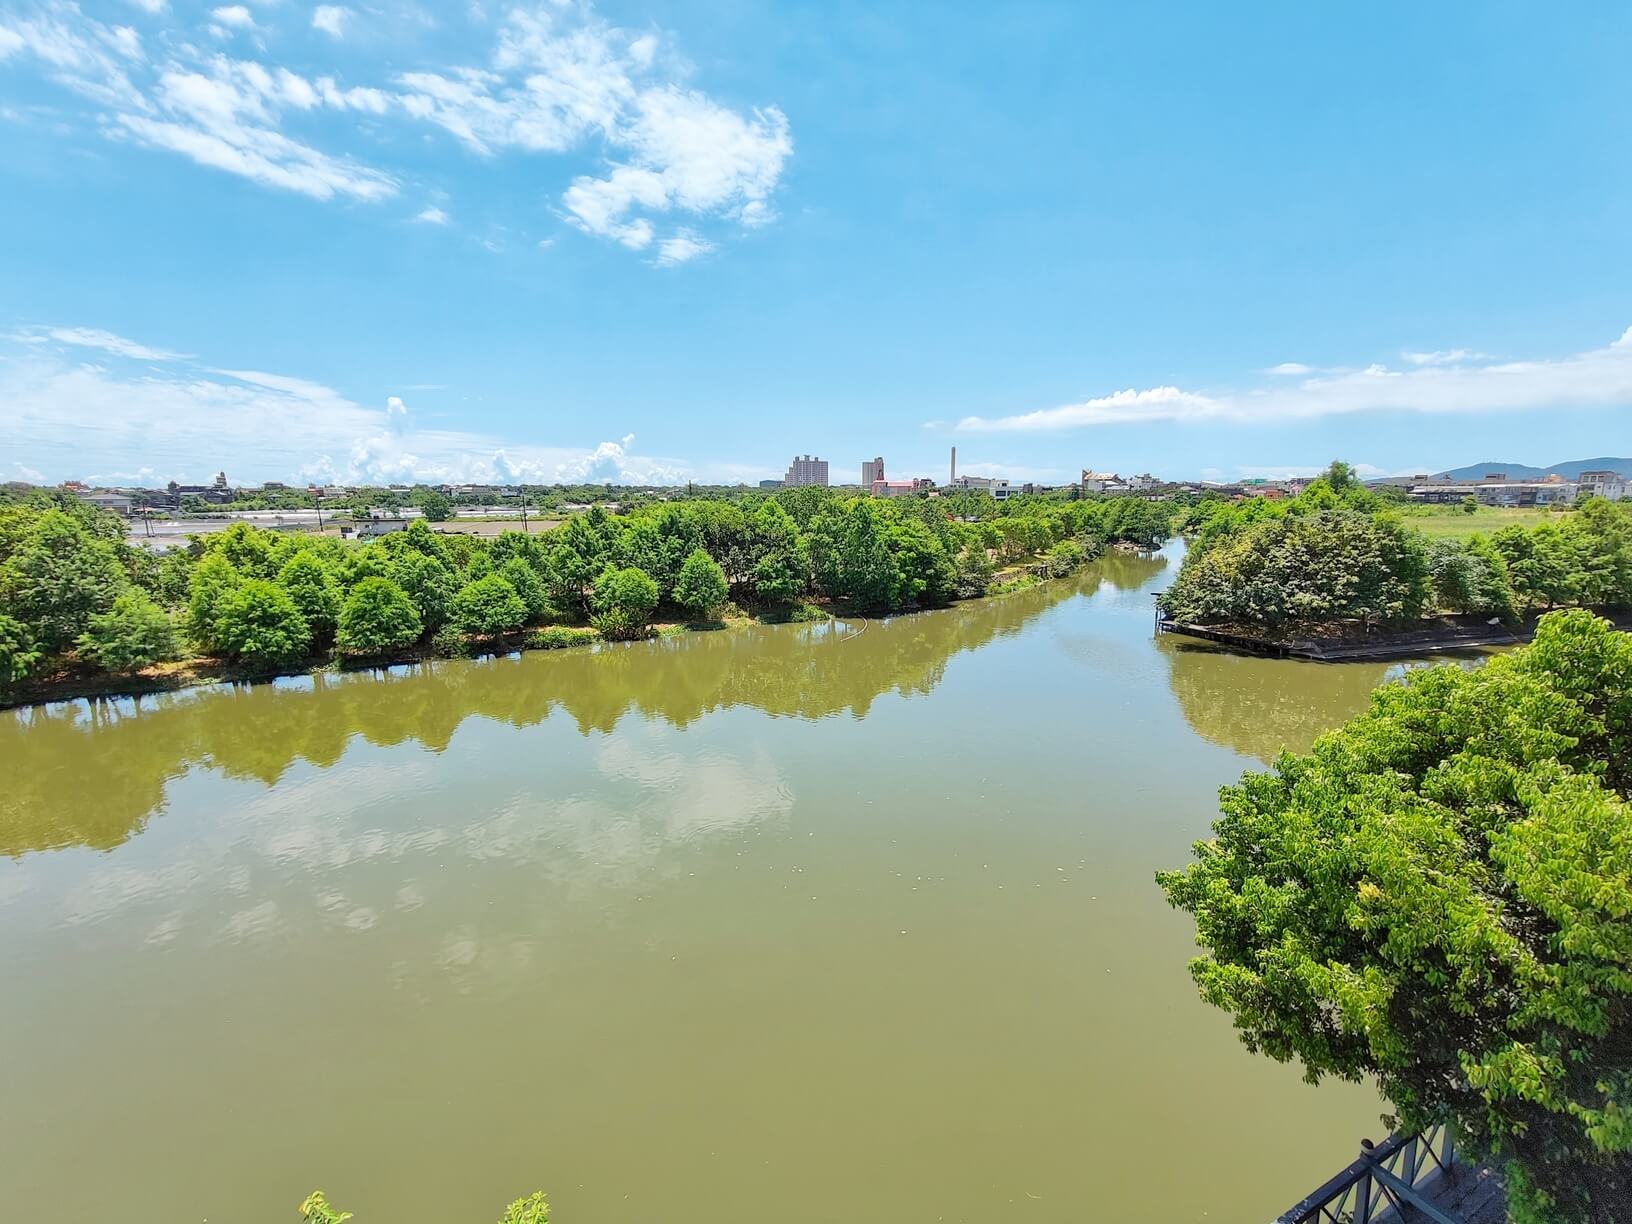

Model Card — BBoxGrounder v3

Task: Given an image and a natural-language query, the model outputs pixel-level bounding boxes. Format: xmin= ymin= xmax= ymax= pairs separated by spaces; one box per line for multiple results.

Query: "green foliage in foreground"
xmin=1158 ymin=611 xmax=1632 ymax=1223
xmin=300 ymin=1189 xmax=547 ymax=1224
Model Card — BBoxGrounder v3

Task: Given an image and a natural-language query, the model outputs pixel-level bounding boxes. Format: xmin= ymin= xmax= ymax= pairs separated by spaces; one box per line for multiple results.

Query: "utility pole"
xmin=520 ymin=486 xmax=529 ymax=534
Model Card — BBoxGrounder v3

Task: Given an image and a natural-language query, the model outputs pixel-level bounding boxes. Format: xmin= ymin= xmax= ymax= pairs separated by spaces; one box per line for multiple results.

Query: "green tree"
xmin=207 ymin=521 xmax=276 ymax=578
xmin=212 ymin=579 xmax=312 ymax=668
xmin=0 ymin=612 xmax=41 ymax=684
xmin=1161 ymin=509 xmax=1429 ymax=628
xmin=336 ymin=577 xmax=424 ymax=656
xmin=544 ymin=515 xmax=610 ymax=612
xmin=389 ymin=550 xmax=459 ymax=630
xmin=1158 ymin=611 xmax=1632 ymax=1224
xmin=450 ymin=574 xmax=528 ymax=637
xmin=187 ymin=552 xmax=243 ymax=652
xmin=746 ymin=500 xmax=807 ymax=604
xmin=277 ymin=551 xmax=342 ymax=642
xmin=1461 ymin=495 xmax=1479 ymax=514
xmin=500 ymin=557 xmax=551 ymax=622
xmin=0 ymin=508 xmax=128 ymax=653
xmin=953 ymin=542 xmax=995 ymax=598
xmin=76 ymin=590 xmax=178 ymax=674
xmin=673 ymin=548 xmax=729 ymax=617
xmin=590 ymin=565 xmax=660 ymax=639
xmin=416 ymin=490 xmax=454 ymax=522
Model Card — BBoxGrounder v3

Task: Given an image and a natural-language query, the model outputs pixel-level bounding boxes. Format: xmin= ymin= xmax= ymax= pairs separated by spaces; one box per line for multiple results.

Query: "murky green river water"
xmin=1 ymin=544 xmax=1409 ymax=1222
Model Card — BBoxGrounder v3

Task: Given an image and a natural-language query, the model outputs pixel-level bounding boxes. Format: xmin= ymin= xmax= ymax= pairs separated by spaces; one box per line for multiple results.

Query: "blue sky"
xmin=2 ymin=1 xmax=1630 ymax=487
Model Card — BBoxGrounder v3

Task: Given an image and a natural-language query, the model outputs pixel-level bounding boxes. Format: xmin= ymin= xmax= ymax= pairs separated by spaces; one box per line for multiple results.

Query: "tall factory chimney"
xmin=949 ymin=446 xmax=957 ymax=486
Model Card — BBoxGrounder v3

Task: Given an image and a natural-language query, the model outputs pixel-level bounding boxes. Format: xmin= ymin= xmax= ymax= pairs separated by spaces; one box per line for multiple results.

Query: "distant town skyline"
xmin=5 ymin=4 xmax=1632 ymax=487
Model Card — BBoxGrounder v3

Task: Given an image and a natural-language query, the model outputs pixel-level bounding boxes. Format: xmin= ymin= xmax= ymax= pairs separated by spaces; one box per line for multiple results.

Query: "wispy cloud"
xmin=414 ymin=205 xmax=449 ymax=224
xmin=1401 ymin=348 xmax=1489 ymax=366
xmin=16 ymin=325 xmax=188 ymax=361
xmin=656 ymin=230 xmax=712 ymax=266
xmin=311 ymin=6 xmax=348 ymax=39
xmin=3 ymin=327 xmax=689 ymax=486
xmin=951 ymin=326 xmax=1632 ymax=432
xmin=0 ymin=2 xmax=790 ymax=259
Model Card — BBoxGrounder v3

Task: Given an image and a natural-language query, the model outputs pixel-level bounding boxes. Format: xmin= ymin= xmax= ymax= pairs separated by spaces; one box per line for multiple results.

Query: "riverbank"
xmin=1159 ymin=608 xmax=1632 ymax=661
xmin=0 ymin=565 xmax=1108 ymax=711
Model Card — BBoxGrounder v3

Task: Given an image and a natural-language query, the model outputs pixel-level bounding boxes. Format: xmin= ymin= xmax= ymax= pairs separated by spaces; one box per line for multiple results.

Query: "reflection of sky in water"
xmin=0 ymin=545 xmax=1413 ymax=1224
xmin=24 ymin=722 xmax=795 ymax=958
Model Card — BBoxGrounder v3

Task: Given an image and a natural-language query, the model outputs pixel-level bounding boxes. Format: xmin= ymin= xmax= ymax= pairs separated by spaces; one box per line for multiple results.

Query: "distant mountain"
xmin=1435 ymin=457 xmax=1632 ymax=481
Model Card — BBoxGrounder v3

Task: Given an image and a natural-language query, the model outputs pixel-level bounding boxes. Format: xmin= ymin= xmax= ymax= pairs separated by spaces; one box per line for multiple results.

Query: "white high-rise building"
xmin=785 ymin=455 xmax=830 ymax=487
xmin=861 ymin=456 xmax=884 ymax=487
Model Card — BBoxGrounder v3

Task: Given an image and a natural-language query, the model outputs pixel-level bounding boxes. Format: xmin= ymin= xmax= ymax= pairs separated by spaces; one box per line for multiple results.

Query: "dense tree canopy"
xmin=336 ymin=577 xmax=423 ymax=656
xmin=1159 ymin=611 xmax=1632 ymax=1223
xmin=673 ymin=548 xmax=729 ymax=617
xmin=212 ymin=579 xmax=311 ymax=668
xmin=2 ymin=484 xmax=1177 ymax=693
xmin=1163 ymin=466 xmax=1632 ymax=630
xmin=76 ymin=591 xmax=177 ymax=674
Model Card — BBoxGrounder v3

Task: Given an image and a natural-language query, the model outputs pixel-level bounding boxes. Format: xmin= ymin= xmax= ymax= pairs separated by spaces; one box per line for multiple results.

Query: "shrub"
xmin=590 ymin=565 xmax=659 ymax=640
xmin=336 ymin=577 xmax=424 ymax=656
xmin=450 ymin=574 xmax=528 ymax=637
xmin=1040 ymin=539 xmax=1085 ymax=578
xmin=953 ymin=544 xmax=995 ymax=599
xmin=431 ymin=624 xmax=470 ymax=658
xmin=673 ymin=548 xmax=729 ymax=618
xmin=524 ymin=626 xmax=599 ymax=650
xmin=76 ymin=590 xmax=178 ymax=674
xmin=212 ymin=579 xmax=311 ymax=668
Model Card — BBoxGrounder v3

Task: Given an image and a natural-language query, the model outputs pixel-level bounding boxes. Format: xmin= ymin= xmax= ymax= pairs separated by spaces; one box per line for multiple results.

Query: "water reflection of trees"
xmin=1 ymin=567 xmax=1124 ymax=857
xmin=1157 ymin=638 xmax=1397 ymax=765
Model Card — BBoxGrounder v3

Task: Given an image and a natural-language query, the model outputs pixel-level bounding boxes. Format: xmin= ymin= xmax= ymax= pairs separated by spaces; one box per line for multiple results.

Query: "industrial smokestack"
xmin=950 ymin=446 xmax=956 ymax=485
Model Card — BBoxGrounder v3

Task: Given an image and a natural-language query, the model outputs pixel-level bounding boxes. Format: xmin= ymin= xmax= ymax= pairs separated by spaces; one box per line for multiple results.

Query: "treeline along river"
xmin=1 ymin=543 xmax=1420 ymax=1222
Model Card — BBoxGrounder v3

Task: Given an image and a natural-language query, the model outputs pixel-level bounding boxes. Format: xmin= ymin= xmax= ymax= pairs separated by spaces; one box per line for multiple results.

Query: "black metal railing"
xmin=1278 ymin=1126 xmax=1463 ymax=1224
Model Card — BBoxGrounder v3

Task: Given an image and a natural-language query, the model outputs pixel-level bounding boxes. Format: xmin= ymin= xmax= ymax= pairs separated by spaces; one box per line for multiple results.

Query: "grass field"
xmin=1405 ymin=505 xmax=1567 ymax=539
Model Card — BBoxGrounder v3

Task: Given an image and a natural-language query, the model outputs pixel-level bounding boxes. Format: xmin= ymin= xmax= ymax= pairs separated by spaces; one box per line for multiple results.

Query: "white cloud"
xmin=952 ymin=326 xmax=1632 ymax=432
xmin=414 ymin=205 xmax=449 ymax=224
xmin=1 ymin=2 xmax=790 ymax=256
xmin=1402 ymin=348 xmax=1487 ymax=366
xmin=125 ymin=0 xmax=167 ymax=13
xmin=311 ymin=6 xmax=349 ymax=38
xmin=655 ymin=231 xmax=712 ymax=265
xmin=209 ymin=6 xmax=254 ymax=30
xmin=3 ymin=329 xmax=689 ymax=486
xmin=18 ymin=325 xmax=188 ymax=361
xmin=1267 ymin=362 xmax=1311 ymax=376
xmin=562 ymin=88 xmax=791 ymax=246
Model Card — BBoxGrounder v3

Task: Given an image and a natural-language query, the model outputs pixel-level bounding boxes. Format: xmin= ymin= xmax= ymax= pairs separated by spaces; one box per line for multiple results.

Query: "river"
xmin=0 ymin=542 xmax=1409 ymax=1222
